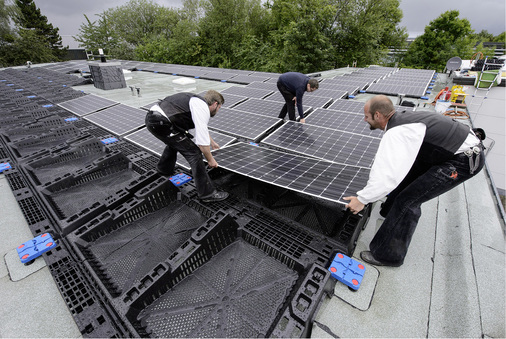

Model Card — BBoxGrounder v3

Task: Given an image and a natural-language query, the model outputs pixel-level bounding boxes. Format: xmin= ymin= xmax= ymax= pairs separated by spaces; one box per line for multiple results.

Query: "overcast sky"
xmin=32 ymin=0 xmax=506 ymax=49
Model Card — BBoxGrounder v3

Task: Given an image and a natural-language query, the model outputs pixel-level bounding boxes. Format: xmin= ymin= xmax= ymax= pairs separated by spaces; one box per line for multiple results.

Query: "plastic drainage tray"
xmin=71 ymin=178 xmax=207 ymax=298
xmin=37 ymin=151 xmax=158 ymax=235
xmin=0 ymin=116 xmax=65 ymax=142
xmin=90 ymin=211 xmax=335 ymax=338
xmin=7 ymin=124 xmax=82 ymax=159
xmin=23 ymin=137 xmax=109 ymax=186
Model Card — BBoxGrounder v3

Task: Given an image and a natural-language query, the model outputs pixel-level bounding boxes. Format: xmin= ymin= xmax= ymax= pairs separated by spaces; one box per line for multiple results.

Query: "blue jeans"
xmin=145 ymin=112 xmax=215 ymax=198
xmin=369 ymin=148 xmax=485 ymax=265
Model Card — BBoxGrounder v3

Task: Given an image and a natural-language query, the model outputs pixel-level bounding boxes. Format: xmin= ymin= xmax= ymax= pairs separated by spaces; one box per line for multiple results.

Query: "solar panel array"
xmin=84 ymin=103 xmax=146 ymax=136
xmin=58 ymin=94 xmax=119 ymax=116
xmin=366 ymin=68 xmax=436 ymax=98
xmin=233 ymin=98 xmax=311 ymax=117
xmin=208 ymin=107 xmax=282 ymax=141
xmin=214 ymin=142 xmax=370 ymax=203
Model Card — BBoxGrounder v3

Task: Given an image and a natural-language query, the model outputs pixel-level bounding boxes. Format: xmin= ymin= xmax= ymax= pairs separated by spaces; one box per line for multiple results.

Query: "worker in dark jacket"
xmin=344 ymin=95 xmax=485 ymax=267
xmin=145 ymin=90 xmax=229 ymax=203
xmin=277 ymin=72 xmax=319 ymax=123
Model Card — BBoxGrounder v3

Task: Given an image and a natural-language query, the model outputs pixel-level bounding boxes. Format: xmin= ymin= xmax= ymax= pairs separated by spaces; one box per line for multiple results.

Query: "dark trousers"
xmin=145 ymin=112 xmax=215 ymax=198
xmin=370 ymin=148 xmax=485 ymax=265
xmin=277 ymin=81 xmax=296 ymax=121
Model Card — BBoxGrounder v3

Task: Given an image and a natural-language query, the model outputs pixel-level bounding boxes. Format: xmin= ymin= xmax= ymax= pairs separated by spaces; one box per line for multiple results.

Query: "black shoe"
xmin=200 ymin=191 xmax=229 ymax=203
xmin=360 ymin=251 xmax=402 ymax=267
xmin=156 ymin=169 xmax=172 ymax=177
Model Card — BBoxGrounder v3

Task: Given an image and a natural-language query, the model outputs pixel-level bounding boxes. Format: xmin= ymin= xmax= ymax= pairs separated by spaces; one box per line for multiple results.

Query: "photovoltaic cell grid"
xmin=327 ymin=99 xmax=366 ymax=113
xmin=214 ymin=142 xmax=370 ymax=204
xmin=199 ymin=71 xmax=238 ymax=81
xmin=84 ymin=103 xmax=146 ymax=136
xmin=228 ymin=74 xmax=273 ymax=84
xmin=233 ymin=98 xmax=313 ymax=117
xmin=58 ymin=94 xmax=119 ymax=117
xmin=221 ymin=86 xmax=273 ymax=99
xmin=262 ymin=121 xmax=379 ymax=168
xmin=245 ymin=82 xmax=278 ymax=91
xmin=262 ymin=92 xmax=321 ymax=112
xmin=307 ymin=108 xmax=383 ymax=138
xmin=366 ymin=69 xmax=435 ymax=98
xmin=124 ymin=127 xmax=236 ymax=170
xmin=140 ymin=100 xmax=161 ymax=111
xmin=209 ymin=107 xmax=282 ymax=141
xmin=221 ymin=93 xmax=248 ymax=108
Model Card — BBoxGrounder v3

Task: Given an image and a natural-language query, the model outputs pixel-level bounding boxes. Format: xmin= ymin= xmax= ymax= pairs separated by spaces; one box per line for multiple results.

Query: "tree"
xmin=402 ymin=10 xmax=476 ymax=71
xmin=75 ymin=13 xmax=121 ymax=56
xmin=14 ymin=0 xmax=66 ymax=59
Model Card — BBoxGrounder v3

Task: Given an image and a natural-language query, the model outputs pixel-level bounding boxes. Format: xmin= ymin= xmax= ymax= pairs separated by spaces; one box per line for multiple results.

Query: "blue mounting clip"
xmin=249 ymin=142 xmax=259 ymax=147
xmin=0 ymin=162 xmax=12 ymax=173
xmin=64 ymin=117 xmax=78 ymax=122
xmin=328 ymin=252 xmax=366 ymax=290
xmin=17 ymin=233 xmax=57 ymax=264
xmin=101 ymin=137 xmax=119 ymax=145
xmin=168 ymin=173 xmax=192 ymax=187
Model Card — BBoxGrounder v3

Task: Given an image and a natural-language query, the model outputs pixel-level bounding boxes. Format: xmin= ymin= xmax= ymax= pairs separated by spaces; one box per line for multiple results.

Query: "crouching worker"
xmin=145 ymin=90 xmax=229 ymax=203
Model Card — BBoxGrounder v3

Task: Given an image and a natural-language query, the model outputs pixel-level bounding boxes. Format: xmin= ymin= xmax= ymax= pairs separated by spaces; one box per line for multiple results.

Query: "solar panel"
xmin=366 ymin=82 xmax=429 ymax=97
xmin=221 ymin=93 xmax=248 ymax=108
xmin=58 ymin=94 xmax=119 ymax=117
xmin=84 ymin=103 xmax=146 ymax=136
xmin=221 ymin=86 xmax=273 ymax=99
xmin=327 ymin=99 xmax=366 ymax=113
xmin=209 ymin=107 xmax=282 ymax=141
xmin=228 ymin=74 xmax=273 ymax=84
xmin=307 ymin=108 xmax=383 ymax=138
xmin=199 ymin=71 xmax=238 ymax=81
xmin=214 ymin=142 xmax=370 ymax=204
xmin=124 ymin=127 xmax=237 ymax=170
xmin=306 ymin=88 xmax=347 ymax=100
xmin=261 ymin=121 xmax=379 ymax=168
xmin=245 ymin=82 xmax=278 ymax=91
xmin=140 ymin=100 xmax=161 ymax=111
xmin=233 ymin=98 xmax=312 ymax=117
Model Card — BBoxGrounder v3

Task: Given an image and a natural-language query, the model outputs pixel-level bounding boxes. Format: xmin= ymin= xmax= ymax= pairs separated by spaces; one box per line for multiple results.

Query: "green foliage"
xmin=493 ymin=32 xmax=505 ymax=45
xmin=402 ymin=10 xmax=476 ymax=71
xmin=14 ymin=0 xmax=66 ymax=58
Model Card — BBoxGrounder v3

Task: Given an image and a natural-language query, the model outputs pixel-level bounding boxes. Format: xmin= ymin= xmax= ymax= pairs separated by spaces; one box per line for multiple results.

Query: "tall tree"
xmin=14 ymin=0 xmax=66 ymax=59
xmin=402 ymin=10 xmax=476 ymax=71
xmin=0 ymin=0 xmax=20 ymax=66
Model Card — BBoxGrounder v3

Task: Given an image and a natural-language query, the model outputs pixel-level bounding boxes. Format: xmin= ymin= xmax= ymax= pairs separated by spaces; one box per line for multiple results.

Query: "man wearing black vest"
xmin=145 ymin=90 xmax=229 ymax=203
xmin=277 ymin=72 xmax=319 ymax=123
xmin=344 ymin=95 xmax=484 ymax=267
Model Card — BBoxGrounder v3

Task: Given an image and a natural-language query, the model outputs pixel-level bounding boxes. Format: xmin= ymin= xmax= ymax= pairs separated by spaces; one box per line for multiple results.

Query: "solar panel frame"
xmin=84 ymin=103 xmax=146 ymax=136
xmin=261 ymin=121 xmax=379 ymax=168
xmin=214 ymin=142 xmax=370 ymax=204
xmin=58 ymin=94 xmax=119 ymax=117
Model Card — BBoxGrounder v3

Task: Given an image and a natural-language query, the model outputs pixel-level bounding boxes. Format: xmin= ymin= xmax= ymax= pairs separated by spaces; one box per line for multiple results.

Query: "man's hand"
xmin=299 ymin=118 xmax=306 ymax=124
xmin=208 ymin=158 xmax=218 ymax=168
xmin=211 ymin=139 xmax=220 ymax=150
xmin=343 ymin=196 xmax=365 ymax=214
xmin=292 ymin=96 xmax=297 ymax=104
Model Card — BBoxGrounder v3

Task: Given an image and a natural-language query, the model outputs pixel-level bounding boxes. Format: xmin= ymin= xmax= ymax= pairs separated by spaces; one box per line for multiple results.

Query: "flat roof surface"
xmin=1 ymin=61 xmax=504 ymax=338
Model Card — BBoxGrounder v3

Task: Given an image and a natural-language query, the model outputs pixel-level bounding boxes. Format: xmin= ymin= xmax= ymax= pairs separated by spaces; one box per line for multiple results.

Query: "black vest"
xmin=386 ymin=110 xmax=469 ymax=165
xmin=158 ymin=92 xmax=206 ymax=131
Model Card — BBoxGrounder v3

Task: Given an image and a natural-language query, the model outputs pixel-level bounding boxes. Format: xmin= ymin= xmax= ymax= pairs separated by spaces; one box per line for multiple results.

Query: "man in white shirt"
xmin=145 ymin=90 xmax=229 ymax=203
xmin=344 ymin=95 xmax=484 ymax=267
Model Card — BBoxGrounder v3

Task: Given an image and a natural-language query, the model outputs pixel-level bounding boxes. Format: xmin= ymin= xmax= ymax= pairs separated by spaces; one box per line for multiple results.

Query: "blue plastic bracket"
xmin=168 ymin=173 xmax=192 ymax=187
xmin=17 ymin=233 xmax=57 ymax=264
xmin=101 ymin=137 xmax=119 ymax=145
xmin=328 ymin=252 xmax=366 ymax=290
xmin=0 ymin=162 xmax=12 ymax=173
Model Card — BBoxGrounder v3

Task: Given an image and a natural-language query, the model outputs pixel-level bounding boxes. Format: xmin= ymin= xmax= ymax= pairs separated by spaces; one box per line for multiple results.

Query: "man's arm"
xmin=199 ymin=145 xmax=218 ymax=168
xmin=344 ymin=123 xmax=426 ymax=213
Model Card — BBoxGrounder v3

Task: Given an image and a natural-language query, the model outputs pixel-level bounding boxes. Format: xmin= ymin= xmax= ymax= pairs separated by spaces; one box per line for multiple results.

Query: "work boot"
xmin=200 ymin=191 xmax=229 ymax=203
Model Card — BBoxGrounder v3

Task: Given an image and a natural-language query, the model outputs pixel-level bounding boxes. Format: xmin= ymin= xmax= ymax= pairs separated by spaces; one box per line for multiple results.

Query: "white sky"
xmin=32 ymin=0 xmax=506 ymax=49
